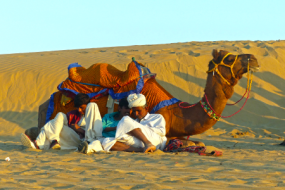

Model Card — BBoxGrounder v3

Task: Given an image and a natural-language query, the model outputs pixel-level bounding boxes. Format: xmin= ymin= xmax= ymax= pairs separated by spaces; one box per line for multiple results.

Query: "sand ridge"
xmin=0 ymin=40 xmax=285 ymax=189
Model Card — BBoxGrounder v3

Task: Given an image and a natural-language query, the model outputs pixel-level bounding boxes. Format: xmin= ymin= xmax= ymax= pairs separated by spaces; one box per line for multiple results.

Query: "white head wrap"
xmin=127 ymin=93 xmax=146 ymax=108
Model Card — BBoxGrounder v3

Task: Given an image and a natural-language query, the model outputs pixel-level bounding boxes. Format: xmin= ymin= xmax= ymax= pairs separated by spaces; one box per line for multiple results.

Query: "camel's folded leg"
xmin=168 ymin=137 xmax=205 ymax=147
xmin=188 ymin=140 xmax=205 ymax=147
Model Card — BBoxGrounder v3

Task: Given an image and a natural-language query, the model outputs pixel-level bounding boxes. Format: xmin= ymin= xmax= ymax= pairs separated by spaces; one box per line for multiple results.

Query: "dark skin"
xmin=103 ymin=127 xmax=117 ymax=132
xmin=110 ymin=106 xmax=157 ymax=153
xmin=70 ymin=104 xmax=87 ymax=135
xmin=132 ymin=106 xmax=148 ymax=121
xmin=72 ymin=103 xmax=131 ymax=135
xmin=103 ymin=106 xmax=131 ymax=132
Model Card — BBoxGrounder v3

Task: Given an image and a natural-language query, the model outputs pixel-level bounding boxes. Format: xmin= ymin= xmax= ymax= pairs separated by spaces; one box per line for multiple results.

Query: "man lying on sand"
xmin=79 ymin=93 xmax=167 ymax=153
xmin=21 ymin=93 xmax=104 ymax=150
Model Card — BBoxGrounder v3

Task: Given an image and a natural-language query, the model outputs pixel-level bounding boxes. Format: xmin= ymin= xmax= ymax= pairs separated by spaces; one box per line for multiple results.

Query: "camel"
xmin=157 ymin=49 xmax=259 ymax=137
xmin=26 ymin=49 xmax=259 ymax=144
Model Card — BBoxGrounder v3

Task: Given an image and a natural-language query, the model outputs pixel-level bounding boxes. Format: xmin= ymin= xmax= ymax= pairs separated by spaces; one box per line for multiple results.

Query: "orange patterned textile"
xmin=59 ymin=61 xmax=143 ymax=97
xmin=141 ymin=78 xmax=175 ymax=113
xmin=46 ymin=61 xmax=179 ymax=122
xmin=47 ymin=61 xmax=145 ymax=121
xmin=50 ymin=91 xmax=76 ymax=120
xmin=50 ymin=78 xmax=175 ymax=120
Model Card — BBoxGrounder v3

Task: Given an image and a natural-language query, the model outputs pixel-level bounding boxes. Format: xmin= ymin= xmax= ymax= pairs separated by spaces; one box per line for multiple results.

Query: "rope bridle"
xmin=207 ymin=53 xmax=238 ymax=85
xmin=179 ymin=53 xmax=254 ymax=119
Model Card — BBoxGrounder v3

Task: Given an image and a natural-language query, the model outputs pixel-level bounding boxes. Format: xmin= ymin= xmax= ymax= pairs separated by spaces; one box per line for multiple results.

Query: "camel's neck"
xmin=203 ymin=74 xmax=235 ymax=116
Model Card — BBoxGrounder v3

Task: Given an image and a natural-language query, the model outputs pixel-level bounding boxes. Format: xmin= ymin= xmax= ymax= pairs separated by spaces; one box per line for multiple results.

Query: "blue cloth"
xmin=150 ymin=98 xmax=180 ymax=114
xmin=109 ymin=61 xmax=144 ymax=100
xmin=45 ymin=92 xmax=56 ymax=124
xmin=68 ymin=62 xmax=82 ymax=71
xmin=102 ymin=112 xmax=120 ymax=137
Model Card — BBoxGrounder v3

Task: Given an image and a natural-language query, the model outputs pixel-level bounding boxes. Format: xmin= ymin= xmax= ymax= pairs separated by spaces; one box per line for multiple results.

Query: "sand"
xmin=0 ymin=40 xmax=285 ymax=189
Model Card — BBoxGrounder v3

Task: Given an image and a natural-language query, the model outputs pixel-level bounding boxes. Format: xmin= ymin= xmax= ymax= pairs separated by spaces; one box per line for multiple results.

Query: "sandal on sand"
xmin=20 ymin=133 xmax=37 ymax=149
xmin=50 ymin=140 xmax=61 ymax=150
xmin=78 ymin=141 xmax=88 ymax=154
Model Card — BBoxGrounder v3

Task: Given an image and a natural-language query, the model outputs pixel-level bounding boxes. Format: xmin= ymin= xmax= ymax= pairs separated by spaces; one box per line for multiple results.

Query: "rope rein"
xmin=179 ymin=55 xmax=253 ymax=119
xmin=178 ymin=102 xmax=198 ymax=108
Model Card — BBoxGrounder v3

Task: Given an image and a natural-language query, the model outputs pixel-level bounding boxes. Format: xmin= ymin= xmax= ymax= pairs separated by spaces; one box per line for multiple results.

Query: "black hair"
xmin=74 ymin=93 xmax=90 ymax=108
xmin=119 ymin=97 xmax=129 ymax=109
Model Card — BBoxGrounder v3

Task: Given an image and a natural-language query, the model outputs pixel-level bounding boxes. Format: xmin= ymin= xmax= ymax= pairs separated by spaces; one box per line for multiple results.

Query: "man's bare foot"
xmin=50 ymin=140 xmax=61 ymax=150
xmin=144 ymin=143 xmax=156 ymax=153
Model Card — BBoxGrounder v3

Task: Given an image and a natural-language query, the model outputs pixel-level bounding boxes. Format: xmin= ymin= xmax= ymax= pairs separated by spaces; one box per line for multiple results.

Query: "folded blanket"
xmin=164 ymin=139 xmax=222 ymax=156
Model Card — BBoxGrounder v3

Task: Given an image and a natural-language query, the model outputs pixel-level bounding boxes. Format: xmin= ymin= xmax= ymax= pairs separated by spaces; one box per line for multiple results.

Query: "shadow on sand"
xmin=0 ymin=111 xmax=38 ymax=129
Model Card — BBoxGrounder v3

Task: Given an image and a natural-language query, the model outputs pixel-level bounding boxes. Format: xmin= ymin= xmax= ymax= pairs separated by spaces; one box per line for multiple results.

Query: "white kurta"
xmin=84 ymin=102 xmax=103 ymax=141
xmin=102 ymin=113 xmax=167 ymax=151
xmin=36 ymin=102 xmax=103 ymax=150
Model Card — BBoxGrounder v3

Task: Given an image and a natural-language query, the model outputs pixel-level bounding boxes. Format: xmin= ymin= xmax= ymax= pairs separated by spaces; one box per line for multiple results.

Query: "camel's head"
xmin=208 ymin=49 xmax=259 ymax=85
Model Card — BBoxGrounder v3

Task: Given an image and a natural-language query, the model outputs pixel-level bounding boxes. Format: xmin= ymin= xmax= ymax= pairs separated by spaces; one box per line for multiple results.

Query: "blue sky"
xmin=0 ymin=0 xmax=284 ymax=54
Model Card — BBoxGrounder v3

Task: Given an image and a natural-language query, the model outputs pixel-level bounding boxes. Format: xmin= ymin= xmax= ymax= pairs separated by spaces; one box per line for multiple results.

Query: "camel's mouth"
xmin=248 ymin=57 xmax=260 ymax=72
xmin=249 ymin=66 xmax=260 ymax=72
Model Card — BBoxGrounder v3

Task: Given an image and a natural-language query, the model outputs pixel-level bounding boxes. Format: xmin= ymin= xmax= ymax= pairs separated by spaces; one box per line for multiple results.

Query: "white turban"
xmin=127 ymin=93 xmax=146 ymax=108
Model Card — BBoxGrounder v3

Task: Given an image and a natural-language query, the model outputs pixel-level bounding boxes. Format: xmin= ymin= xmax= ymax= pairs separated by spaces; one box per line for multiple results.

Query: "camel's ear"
xmin=212 ymin=49 xmax=220 ymax=61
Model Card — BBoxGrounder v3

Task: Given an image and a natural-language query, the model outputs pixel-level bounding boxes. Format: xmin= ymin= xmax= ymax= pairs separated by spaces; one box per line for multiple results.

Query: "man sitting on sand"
xmin=80 ymin=93 xmax=167 ymax=153
xmin=21 ymin=93 xmax=103 ymax=150
xmin=102 ymin=97 xmax=131 ymax=138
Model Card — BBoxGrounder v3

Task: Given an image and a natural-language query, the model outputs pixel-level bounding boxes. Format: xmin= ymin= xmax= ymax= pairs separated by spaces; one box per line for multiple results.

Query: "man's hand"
xmin=70 ymin=124 xmax=85 ymax=136
xmin=70 ymin=124 xmax=81 ymax=131
xmin=103 ymin=127 xmax=117 ymax=132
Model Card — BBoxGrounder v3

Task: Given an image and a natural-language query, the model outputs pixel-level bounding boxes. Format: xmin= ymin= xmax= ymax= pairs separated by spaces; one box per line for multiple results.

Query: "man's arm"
xmin=103 ymin=127 xmax=117 ymax=132
xmin=70 ymin=124 xmax=85 ymax=135
xmin=102 ymin=113 xmax=118 ymax=133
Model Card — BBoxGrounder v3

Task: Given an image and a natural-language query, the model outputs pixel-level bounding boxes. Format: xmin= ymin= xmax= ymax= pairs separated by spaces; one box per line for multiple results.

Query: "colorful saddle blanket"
xmin=45 ymin=60 xmax=180 ymax=123
xmin=164 ymin=139 xmax=223 ymax=156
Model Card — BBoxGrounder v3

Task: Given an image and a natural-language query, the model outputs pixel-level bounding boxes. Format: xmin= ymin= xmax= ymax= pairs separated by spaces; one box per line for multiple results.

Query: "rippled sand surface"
xmin=0 ymin=40 xmax=285 ymax=189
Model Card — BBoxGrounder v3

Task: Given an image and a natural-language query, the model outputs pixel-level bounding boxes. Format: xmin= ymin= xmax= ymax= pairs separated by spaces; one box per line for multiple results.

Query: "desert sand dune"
xmin=0 ymin=40 xmax=285 ymax=189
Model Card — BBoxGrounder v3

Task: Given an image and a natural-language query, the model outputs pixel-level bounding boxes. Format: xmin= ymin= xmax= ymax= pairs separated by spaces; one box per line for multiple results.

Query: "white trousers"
xmin=36 ymin=102 xmax=104 ymax=151
xmin=36 ymin=112 xmax=81 ymax=150
xmin=102 ymin=116 xmax=167 ymax=151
